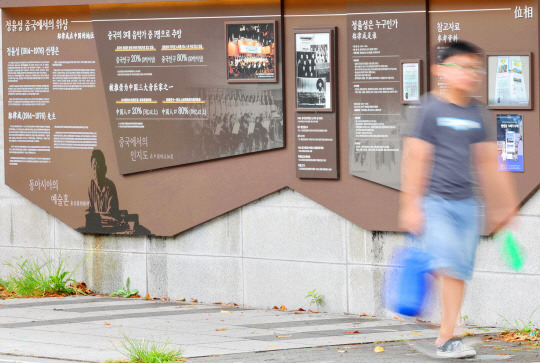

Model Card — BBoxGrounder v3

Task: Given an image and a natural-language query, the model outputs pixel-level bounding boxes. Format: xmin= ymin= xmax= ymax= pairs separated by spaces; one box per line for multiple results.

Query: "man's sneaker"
xmin=436 ymin=337 xmax=476 ymax=359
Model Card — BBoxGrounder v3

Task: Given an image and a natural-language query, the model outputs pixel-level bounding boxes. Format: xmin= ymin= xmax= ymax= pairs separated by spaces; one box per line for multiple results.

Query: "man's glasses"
xmin=440 ymin=62 xmax=486 ymax=74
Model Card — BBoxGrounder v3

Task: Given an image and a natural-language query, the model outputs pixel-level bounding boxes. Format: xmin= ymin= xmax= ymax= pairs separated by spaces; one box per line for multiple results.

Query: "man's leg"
xmin=436 ymin=275 xmax=465 ymax=346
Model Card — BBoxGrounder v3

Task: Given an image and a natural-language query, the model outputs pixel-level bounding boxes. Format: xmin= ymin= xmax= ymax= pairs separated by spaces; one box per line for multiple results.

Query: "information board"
xmin=347 ymin=0 xmax=427 ymax=190
xmin=3 ymin=1 xmax=283 ymax=236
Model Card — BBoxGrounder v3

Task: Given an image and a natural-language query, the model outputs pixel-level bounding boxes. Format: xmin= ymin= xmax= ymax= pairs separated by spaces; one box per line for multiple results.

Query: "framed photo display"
xmin=400 ymin=60 xmax=422 ymax=104
xmin=294 ymin=27 xmax=336 ymax=112
xmin=487 ymin=53 xmax=532 ymax=109
xmin=225 ymin=21 xmax=278 ymax=83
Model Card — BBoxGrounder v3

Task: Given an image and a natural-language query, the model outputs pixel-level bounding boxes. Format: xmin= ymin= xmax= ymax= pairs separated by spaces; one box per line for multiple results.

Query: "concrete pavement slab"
xmin=0 ymin=296 xmax=507 ymax=362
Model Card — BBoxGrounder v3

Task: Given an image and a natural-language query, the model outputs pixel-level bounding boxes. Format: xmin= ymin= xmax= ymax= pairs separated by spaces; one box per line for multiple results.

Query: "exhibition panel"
xmin=1 ymin=0 xmax=537 ymax=236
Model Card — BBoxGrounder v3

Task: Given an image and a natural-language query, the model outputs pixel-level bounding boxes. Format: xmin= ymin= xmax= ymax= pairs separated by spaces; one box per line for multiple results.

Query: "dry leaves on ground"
xmin=496 ymin=331 xmax=540 ymax=342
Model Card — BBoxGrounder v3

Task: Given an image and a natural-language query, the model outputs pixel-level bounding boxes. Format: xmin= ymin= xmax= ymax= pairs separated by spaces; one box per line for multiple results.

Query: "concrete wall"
xmin=1 ymin=169 xmax=540 ymax=327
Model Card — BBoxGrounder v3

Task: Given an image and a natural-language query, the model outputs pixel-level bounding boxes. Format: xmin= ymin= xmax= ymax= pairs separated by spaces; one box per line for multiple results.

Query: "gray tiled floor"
xmin=0 ymin=296 xmax=499 ymax=362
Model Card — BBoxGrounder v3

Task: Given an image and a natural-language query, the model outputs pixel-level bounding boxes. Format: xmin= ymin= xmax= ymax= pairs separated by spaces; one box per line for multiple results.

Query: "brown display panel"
xmin=294 ymin=26 xmax=338 ymax=179
xmin=0 ymin=0 xmax=194 ymax=7
xmin=428 ymin=0 xmax=540 ymax=230
xmin=3 ymin=1 xmax=286 ymax=237
xmin=3 ymin=0 xmax=539 ymax=237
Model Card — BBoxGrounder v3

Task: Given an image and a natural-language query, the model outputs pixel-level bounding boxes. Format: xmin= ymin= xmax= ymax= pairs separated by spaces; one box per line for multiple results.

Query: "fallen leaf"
xmin=187 ymin=306 xmax=195 ymax=309
xmin=298 ymin=308 xmax=305 ymax=311
xmin=176 ymin=297 xmax=186 ymax=302
xmin=220 ymin=310 xmax=232 ymax=313
xmin=276 ymin=335 xmax=291 ymax=338
xmin=272 ymin=306 xmax=279 ymax=310
xmin=394 ymin=317 xmax=399 ymax=320
xmin=213 ymin=302 xmax=224 ymax=305
xmin=464 ymin=332 xmax=474 ymax=336
xmin=399 ymin=320 xmax=406 ymax=323
xmin=191 ymin=298 xmax=198 ymax=303
xmin=233 ymin=303 xmax=239 ymax=307
xmin=216 ymin=329 xmax=227 ymax=331
xmin=374 ymin=346 xmax=385 ymax=353
xmin=412 ymin=331 xmax=422 ymax=336
xmin=280 ymin=305 xmax=287 ymax=310
xmin=161 ymin=298 xmax=170 ymax=301
xmin=144 ymin=294 xmax=152 ymax=300
xmin=345 ymin=331 xmax=360 ymax=334
xmin=104 ymin=322 xmax=110 ymax=325
xmin=360 ymin=313 xmax=368 ymax=317
xmin=337 ymin=349 xmax=348 ymax=353
xmin=293 ymin=312 xmax=304 ymax=314
xmin=176 ymin=306 xmax=185 ymax=309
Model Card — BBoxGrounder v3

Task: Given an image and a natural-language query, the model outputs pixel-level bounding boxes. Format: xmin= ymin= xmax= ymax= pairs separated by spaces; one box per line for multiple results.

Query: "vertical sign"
xmin=295 ymin=27 xmax=338 ymax=179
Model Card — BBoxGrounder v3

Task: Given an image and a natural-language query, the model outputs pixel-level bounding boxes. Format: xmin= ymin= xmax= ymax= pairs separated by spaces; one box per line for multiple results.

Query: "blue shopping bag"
xmin=384 ymin=243 xmax=434 ymax=317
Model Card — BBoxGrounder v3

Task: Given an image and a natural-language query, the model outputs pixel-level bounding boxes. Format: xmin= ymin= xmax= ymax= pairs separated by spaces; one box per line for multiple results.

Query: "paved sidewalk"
xmin=0 ymin=296 xmax=521 ymax=362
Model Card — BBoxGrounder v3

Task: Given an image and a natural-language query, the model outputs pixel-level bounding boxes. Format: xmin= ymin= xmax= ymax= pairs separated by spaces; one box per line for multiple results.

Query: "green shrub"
xmin=2 ymin=251 xmax=85 ymax=297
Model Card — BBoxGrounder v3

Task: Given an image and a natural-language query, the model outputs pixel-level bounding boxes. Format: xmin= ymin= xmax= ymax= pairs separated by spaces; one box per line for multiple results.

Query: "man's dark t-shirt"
xmin=407 ymin=94 xmax=495 ymax=200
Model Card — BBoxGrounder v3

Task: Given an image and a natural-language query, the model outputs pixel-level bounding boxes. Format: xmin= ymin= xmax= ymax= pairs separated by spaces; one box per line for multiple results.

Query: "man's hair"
xmin=437 ymin=41 xmax=483 ymax=64
xmin=91 ymin=149 xmax=106 ymax=166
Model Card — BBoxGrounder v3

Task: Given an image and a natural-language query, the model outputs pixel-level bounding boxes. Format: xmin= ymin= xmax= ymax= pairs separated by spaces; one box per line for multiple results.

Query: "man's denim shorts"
xmin=419 ymin=194 xmax=481 ymax=281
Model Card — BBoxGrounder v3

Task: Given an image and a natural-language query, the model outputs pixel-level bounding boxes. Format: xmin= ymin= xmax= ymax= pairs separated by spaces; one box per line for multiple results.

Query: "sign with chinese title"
xmin=347 ymin=0 xmax=428 ymax=190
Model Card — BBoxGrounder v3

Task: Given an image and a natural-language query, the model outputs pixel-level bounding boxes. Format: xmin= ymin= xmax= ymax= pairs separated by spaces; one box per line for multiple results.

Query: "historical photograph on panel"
xmin=295 ymin=29 xmax=334 ymax=112
xmin=189 ymin=88 xmax=284 ymax=160
xmin=226 ymin=22 xmax=277 ymax=82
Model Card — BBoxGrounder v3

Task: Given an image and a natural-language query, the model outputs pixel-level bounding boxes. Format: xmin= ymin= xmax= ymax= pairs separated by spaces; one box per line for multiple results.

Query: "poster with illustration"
xmin=497 ymin=114 xmax=523 ymax=172
xmin=488 ymin=55 xmax=531 ymax=109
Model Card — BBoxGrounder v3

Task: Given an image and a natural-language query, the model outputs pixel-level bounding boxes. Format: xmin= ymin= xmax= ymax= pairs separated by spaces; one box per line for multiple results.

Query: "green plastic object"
xmin=499 ymin=230 xmax=524 ymax=271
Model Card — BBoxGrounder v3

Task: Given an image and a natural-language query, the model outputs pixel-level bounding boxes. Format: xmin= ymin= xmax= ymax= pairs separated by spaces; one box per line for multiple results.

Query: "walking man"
xmin=399 ymin=41 xmax=518 ymax=358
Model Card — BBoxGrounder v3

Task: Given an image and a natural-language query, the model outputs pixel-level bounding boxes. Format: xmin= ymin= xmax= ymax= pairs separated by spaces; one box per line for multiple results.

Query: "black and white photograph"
xmin=189 ymin=87 xmax=284 ymax=160
xmin=295 ymin=28 xmax=334 ymax=111
xmin=226 ymin=22 xmax=277 ymax=83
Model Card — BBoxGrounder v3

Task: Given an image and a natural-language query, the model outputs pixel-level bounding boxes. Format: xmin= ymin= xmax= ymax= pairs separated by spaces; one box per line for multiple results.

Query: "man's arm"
xmin=399 ymin=136 xmax=434 ymax=235
xmin=473 ymin=141 xmax=519 ymax=233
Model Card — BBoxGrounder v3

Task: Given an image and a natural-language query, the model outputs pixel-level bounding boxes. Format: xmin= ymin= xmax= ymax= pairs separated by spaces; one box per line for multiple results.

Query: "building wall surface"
xmin=1 ymin=7 xmax=539 ymax=328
